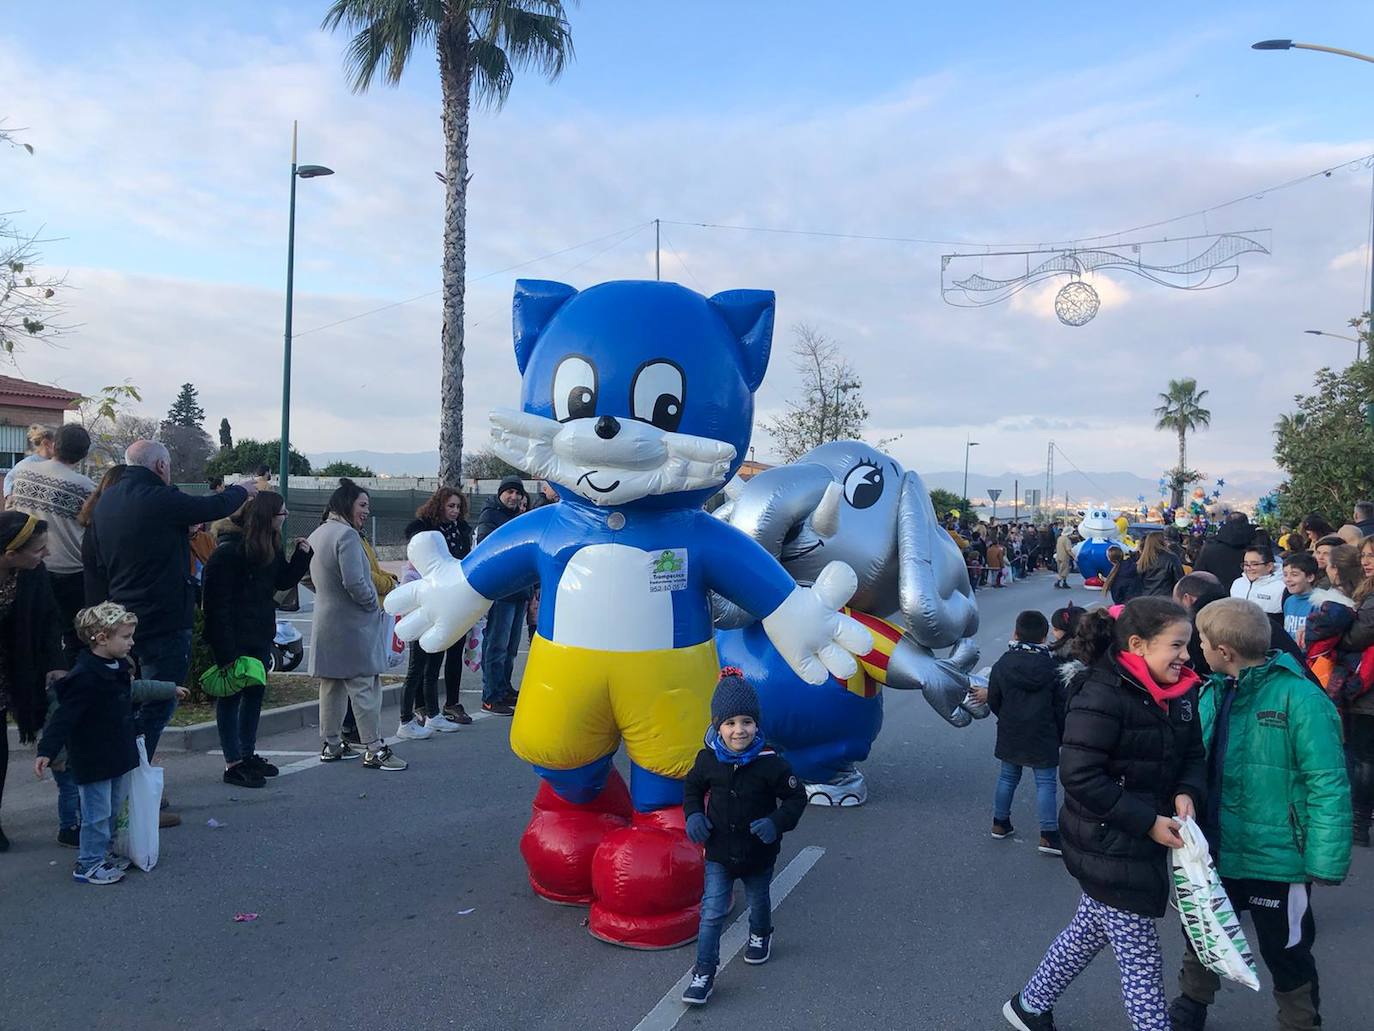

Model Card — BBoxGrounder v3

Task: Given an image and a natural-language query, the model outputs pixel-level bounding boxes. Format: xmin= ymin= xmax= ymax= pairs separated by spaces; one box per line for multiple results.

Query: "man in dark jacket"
xmin=83 ymin=439 xmax=250 ymax=762
xmin=682 ymin=671 xmax=807 ymax=1004
xmin=474 ymin=475 xmax=528 ymax=715
xmin=1353 ymin=500 xmax=1374 ymax=539
xmin=989 ymin=611 xmax=1068 ymax=856
xmin=1193 ymin=513 xmax=1254 ymax=589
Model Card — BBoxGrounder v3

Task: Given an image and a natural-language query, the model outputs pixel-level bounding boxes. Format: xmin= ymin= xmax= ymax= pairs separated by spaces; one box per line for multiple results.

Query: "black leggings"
xmin=442 ymin=643 xmax=466 ymax=709
xmin=402 ymin=646 xmax=443 ymax=722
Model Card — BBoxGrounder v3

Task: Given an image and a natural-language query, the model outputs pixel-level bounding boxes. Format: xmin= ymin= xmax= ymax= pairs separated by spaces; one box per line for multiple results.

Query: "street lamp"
xmin=962 ymin=437 xmax=980 ymax=515
xmin=280 ymin=120 xmax=333 ymax=509
xmin=1303 ymin=328 xmax=1362 ymax=362
xmin=1254 ymin=38 xmax=1374 ymax=322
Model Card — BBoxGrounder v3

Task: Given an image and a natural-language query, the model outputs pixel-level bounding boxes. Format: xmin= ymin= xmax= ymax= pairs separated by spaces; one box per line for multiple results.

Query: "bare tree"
xmin=1 ymin=125 xmax=65 ymax=356
xmin=763 ymin=324 xmax=883 ymax=463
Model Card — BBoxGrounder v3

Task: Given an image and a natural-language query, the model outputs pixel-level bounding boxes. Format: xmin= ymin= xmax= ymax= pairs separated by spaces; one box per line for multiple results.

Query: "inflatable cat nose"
xmin=594 ymin=415 xmax=621 ymax=440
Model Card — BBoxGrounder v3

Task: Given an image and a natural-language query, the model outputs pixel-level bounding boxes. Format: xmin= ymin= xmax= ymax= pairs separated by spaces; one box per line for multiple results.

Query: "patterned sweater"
xmin=9 ymin=458 xmax=95 ymax=575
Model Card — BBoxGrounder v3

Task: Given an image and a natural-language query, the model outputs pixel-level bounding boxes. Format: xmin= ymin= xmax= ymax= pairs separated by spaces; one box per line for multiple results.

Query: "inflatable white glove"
xmin=887 ymin=635 xmax=987 ymax=727
xmin=383 ymin=532 xmax=492 ymax=654
xmin=761 ymin=561 xmax=873 ymax=685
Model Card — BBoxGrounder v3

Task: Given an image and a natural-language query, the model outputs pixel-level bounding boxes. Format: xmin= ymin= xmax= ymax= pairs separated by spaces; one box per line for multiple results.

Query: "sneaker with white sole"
xmin=104 ymin=853 xmax=133 ymax=872
xmin=396 ymin=718 xmax=435 ymax=740
xmin=72 ymin=861 xmax=124 ymax=885
xmin=363 ymin=745 xmax=408 ymax=771
xmin=681 ymin=967 xmax=714 ymax=1005
xmin=1003 ymin=994 xmax=1057 ymax=1031
xmin=320 ymin=741 xmax=363 ymax=762
xmin=426 ymin=713 xmax=462 ymax=733
xmin=743 ymin=931 xmax=771 ymax=964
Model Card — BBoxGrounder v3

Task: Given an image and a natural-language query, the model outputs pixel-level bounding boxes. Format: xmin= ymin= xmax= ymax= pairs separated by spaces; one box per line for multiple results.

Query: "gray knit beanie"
xmin=711 ymin=667 xmax=761 ymax=729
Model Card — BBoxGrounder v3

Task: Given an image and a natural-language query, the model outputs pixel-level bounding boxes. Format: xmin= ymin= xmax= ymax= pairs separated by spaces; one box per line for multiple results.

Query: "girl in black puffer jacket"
xmin=1002 ymin=598 xmax=1206 ymax=1031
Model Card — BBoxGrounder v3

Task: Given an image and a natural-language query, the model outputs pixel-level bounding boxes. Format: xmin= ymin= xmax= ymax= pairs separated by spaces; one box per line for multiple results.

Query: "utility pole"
xmin=655 ymin=218 xmax=661 ymax=281
xmin=1045 ymin=440 xmax=1055 ymax=518
xmin=1014 ymin=478 xmax=1019 ymax=522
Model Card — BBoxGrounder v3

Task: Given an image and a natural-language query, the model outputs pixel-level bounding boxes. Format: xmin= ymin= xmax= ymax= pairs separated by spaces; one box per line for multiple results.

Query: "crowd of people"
xmin=979 ymin=504 xmax=1374 ymax=1031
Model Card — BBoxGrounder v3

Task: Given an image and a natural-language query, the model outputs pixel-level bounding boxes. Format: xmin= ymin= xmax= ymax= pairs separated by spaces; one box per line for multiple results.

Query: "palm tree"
xmin=322 ymin=1 xmax=575 ymax=483
xmin=1154 ymin=377 xmax=1211 ymax=508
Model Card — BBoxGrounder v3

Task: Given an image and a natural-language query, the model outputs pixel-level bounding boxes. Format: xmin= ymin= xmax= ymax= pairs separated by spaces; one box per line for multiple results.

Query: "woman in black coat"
xmin=0 ymin=512 xmax=64 ymax=850
xmin=1137 ymin=531 xmax=1184 ymax=598
xmin=202 ymin=493 xmax=311 ymax=789
xmin=1002 ymin=598 xmax=1206 ymax=1031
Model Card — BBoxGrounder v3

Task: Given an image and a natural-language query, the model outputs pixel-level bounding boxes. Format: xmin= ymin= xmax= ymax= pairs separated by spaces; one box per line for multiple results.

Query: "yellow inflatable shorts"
xmin=510 ymin=635 xmax=719 ymax=780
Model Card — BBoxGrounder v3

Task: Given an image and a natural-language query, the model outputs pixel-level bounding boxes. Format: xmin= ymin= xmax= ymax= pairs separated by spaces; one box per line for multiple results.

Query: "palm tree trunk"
xmin=1172 ymin=427 xmax=1186 ymax=509
xmin=437 ymin=18 xmax=472 ymax=485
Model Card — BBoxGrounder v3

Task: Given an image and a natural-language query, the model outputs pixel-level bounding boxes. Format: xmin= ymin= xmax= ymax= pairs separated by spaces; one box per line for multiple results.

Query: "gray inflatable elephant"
xmin=713 ymin=441 xmax=989 ymax=806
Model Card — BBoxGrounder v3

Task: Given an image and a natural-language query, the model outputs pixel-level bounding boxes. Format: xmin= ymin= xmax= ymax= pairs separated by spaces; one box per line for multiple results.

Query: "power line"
xmin=663 ymin=151 xmax=1374 ymax=252
xmin=1052 ymin=442 xmax=1111 ymax=499
xmin=661 ymin=228 xmax=706 ymax=291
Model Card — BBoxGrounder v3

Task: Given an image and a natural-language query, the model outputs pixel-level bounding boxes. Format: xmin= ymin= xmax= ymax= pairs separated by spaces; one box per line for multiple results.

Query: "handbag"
xmin=113 ymin=736 xmax=162 ymax=872
xmin=200 ymin=656 xmax=268 ymax=698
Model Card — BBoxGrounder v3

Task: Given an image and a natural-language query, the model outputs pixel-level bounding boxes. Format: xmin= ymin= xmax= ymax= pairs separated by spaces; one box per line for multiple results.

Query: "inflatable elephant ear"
xmin=898 ymin=470 xmax=979 ymax=649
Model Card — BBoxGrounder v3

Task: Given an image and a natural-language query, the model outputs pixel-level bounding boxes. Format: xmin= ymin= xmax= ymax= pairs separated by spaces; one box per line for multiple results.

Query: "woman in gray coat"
xmin=307 ymin=479 xmax=406 ymax=771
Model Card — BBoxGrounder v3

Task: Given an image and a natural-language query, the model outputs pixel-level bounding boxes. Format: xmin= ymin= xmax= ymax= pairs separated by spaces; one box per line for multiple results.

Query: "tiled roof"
xmin=0 ymin=374 xmax=82 ymax=405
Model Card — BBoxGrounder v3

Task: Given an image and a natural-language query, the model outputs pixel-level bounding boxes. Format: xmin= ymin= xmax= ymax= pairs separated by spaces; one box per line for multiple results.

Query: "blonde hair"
xmin=74 ymin=602 xmax=137 ymax=646
xmin=26 ymin=424 xmax=54 ymax=449
xmin=1196 ymin=598 xmax=1271 ymax=661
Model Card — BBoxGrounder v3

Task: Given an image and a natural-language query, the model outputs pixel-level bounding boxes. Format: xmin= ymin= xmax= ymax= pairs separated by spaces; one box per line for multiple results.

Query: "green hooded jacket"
xmin=1199 ymin=651 xmax=1351 ymax=883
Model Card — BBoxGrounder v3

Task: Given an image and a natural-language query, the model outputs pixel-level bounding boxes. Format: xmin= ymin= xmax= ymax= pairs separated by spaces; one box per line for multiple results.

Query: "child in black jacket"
xmin=35 ymin=603 xmax=185 ymax=885
xmin=989 ymin=610 xmax=1069 ymax=856
xmin=680 ymin=668 xmax=807 ymax=1006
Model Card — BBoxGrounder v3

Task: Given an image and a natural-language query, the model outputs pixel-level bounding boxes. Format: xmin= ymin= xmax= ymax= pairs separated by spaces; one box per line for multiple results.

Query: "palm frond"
xmin=465 ymin=0 xmax=574 ymax=108
xmin=468 ymin=37 xmax=515 ymax=107
xmin=322 ymin=0 xmax=441 ymax=92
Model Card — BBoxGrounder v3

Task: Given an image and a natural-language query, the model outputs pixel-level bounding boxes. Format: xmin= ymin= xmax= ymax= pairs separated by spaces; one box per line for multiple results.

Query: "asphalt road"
xmin=2 ymin=571 xmax=1371 ymax=1031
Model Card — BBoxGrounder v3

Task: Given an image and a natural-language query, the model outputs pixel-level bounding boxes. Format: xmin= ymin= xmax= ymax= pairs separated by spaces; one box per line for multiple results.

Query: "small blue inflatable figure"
xmin=1071 ymin=506 xmax=1128 ymax=587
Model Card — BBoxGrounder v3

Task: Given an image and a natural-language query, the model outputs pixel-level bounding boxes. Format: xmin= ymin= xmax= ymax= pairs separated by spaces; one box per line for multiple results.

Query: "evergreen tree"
xmin=218 ymin=417 xmax=233 ymax=452
xmin=166 ymin=382 xmax=206 ymax=428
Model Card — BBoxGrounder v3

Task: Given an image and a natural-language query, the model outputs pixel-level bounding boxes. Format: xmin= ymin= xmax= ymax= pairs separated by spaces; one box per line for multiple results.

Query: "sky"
xmin=5 ymin=2 xmax=1374 ymax=488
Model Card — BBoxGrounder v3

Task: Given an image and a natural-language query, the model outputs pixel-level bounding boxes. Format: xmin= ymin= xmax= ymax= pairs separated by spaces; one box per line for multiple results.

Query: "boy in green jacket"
xmin=1170 ymin=598 xmax=1351 ymax=1031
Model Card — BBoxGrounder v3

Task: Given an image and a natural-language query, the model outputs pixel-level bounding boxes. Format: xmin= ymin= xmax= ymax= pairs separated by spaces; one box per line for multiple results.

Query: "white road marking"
xmin=630 ymin=845 xmax=826 ymax=1031
xmin=208 ymin=750 xmax=318 ymax=757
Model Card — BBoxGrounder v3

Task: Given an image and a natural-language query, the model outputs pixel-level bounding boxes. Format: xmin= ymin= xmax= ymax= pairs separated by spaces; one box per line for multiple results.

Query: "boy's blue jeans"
xmin=695 ymin=861 xmax=774 ymax=971
xmin=77 ymin=773 xmax=130 ymax=871
xmin=53 ymin=767 xmax=80 ymax=829
xmin=993 ymin=761 xmax=1059 ymax=832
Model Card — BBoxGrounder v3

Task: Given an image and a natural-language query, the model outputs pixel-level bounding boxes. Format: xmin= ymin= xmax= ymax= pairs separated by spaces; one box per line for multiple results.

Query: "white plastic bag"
xmin=114 ymin=736 xmax=162 ymax=872
xmin=1170 ymin=816 xmax=1259 ymax=991
xmin=463 ymin=616 xmax=486 ymax=673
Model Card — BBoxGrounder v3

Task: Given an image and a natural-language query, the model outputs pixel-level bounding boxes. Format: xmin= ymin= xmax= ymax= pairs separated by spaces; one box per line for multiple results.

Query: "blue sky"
xmin=6 ymin=2 xmax=1374 ymax=485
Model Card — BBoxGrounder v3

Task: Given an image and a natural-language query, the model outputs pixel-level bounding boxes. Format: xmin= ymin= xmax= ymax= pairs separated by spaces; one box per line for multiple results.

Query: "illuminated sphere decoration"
xmin=1054 ymin=280 xmax=1100 ymax=326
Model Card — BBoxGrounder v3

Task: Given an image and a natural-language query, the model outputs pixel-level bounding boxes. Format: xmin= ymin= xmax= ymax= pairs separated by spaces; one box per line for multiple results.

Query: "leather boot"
xmin=1274 ymin=982 xmax=1321 ymax=1031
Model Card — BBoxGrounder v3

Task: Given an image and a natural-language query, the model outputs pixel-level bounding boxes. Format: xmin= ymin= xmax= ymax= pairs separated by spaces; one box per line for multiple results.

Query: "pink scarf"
xmin=1115 ymin=651 xmax=1199 ymax=710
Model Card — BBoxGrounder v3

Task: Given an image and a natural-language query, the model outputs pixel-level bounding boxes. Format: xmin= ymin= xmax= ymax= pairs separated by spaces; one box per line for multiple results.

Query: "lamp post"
xmin=280 ymin=120 xmax=333 ymax=508
xmin=1254 ymin=39 xmax=1374 ymax=318
xmin=962 ymin=437 xmax=980 ymax=514
xmin=1303 ymin=328 xmax=1362 ymax=362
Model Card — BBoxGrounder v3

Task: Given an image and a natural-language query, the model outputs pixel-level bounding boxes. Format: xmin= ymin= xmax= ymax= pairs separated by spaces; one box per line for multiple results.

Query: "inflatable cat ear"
xmin=512 ymin=279 xmax=579 ymax=374
xmin=708 ymin=289 xmax=775 ymax=391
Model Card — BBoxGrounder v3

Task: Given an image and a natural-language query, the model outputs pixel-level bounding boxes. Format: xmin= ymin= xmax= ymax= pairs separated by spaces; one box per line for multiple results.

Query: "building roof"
xmin=0 ymin=374 xmax=82 ymax=410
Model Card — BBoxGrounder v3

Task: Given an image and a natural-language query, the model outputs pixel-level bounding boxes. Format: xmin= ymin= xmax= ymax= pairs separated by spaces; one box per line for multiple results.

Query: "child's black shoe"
xmin=1168 ymin=995 xmax=1208 ymax=1030
xmin=681 ymin=967 xmax=714 ymax=1005
xmin=992 ymin=818 xmax=1014 ymax=839
xmin=1002 ymin=994 xmax=1056 ymax=1030
xmin=1037 ymin=831 xmax=1063 ymax=856
xmin=57 ymin=825 xmax=80 ymax=848
xmin=744 ymin=931 xmax=772 ymax=964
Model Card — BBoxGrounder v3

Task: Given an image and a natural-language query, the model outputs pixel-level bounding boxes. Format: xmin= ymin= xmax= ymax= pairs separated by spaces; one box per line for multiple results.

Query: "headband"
xmin=4 ymin=513 xmax=39 ymax=554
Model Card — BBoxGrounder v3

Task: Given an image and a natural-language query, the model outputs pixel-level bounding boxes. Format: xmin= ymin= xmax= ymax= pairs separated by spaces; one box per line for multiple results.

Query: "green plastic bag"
xmin=199 ymin=656 xmax=268 ymax=699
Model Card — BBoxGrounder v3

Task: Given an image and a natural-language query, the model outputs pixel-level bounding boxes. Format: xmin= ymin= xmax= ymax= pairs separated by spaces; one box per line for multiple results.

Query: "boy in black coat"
xmin=989 ymin=610 xmax=1069 ymax=856
xmin=35 ymin=603 xmax=185 ymax=885
xmin=680 ymin=669 xmax=807 ymax=1005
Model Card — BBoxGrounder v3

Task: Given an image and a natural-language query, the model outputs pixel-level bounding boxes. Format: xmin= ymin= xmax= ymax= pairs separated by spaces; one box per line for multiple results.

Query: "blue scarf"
xmin=706 ymin=726 xmax=767 ymax=766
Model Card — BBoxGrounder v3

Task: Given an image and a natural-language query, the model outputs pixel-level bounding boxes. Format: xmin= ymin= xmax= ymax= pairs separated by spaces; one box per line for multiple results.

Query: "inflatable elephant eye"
xmin=631 ymin=360 xmax=685 ymax=432
xmin=553 ymin=355 xmax=598 ymax=422
xmin=842 ymin=461 xmax=884 ymax=509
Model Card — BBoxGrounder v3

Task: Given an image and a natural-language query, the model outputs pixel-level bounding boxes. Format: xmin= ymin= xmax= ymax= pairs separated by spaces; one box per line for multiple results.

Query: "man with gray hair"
xmin=83 ymin=439 xmax=254 ymax=823
xmin=1354 ymin=500 xmax=1374 ymax=539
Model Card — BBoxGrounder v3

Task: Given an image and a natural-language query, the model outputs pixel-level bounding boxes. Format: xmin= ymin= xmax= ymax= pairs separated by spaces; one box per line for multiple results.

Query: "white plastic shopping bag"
xmin=1170 ymin=816 xmax=1259 ymax=991
xmin=114 ymin=735 xmax=162 ymax=872
xmin=463 ymin=616 xmax=486 ymax=673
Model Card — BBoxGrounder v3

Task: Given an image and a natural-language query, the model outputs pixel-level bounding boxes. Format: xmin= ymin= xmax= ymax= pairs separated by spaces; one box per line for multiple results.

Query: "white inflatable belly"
xmin=552 ymin=544 xmax=674 ymax=652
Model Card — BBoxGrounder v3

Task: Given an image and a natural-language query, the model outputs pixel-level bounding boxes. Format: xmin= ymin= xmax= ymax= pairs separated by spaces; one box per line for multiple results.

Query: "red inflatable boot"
xmin=588 ymin=807 xmax=704 ymax=949
xmin=520 ymin=770 xmax=633 ymax=905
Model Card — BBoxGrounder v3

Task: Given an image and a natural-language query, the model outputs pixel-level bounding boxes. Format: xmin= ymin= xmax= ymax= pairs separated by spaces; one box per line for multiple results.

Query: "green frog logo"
xmin=653 ymin=550 xmax=683 ymax=574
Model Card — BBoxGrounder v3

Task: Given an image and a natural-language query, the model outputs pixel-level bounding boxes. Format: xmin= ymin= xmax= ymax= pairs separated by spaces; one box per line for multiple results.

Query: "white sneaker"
xmin=395 ymin=718 xmax=435 ymax=740
xmin=426 ymin=713 xmax=461 ymax=733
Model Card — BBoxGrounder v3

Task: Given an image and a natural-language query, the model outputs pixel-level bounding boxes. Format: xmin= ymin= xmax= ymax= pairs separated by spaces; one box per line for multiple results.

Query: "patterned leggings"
xmin=1022 ymin=894 xmax=1169 ymax=1030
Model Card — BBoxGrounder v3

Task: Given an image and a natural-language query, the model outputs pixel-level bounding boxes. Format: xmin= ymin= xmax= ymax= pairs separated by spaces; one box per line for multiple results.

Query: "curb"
xmin=7 ymin=682 xmax=408 ymax=754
